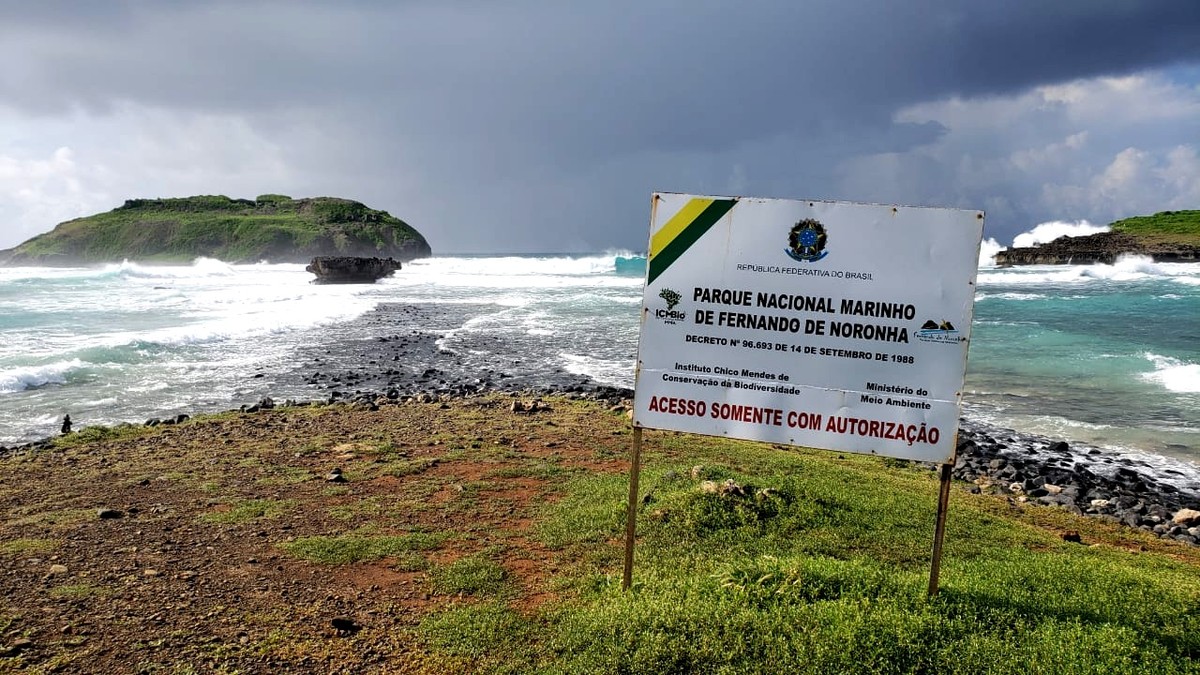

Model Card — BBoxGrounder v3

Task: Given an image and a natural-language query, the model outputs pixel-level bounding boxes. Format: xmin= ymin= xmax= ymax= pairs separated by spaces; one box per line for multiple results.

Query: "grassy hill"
xmin=1109 ymin=209 xmax=1200 ymax=246
xmin=0 ymin=194 xmax=432 ymax=266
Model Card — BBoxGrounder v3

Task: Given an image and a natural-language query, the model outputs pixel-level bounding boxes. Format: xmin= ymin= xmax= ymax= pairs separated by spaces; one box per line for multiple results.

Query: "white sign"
xmin=632 ymin=193 xmax=984 ymax=463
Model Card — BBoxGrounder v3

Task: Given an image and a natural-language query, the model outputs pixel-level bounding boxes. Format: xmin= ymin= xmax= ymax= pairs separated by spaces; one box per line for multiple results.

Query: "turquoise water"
xmin=0 ymin=252 xmax=1196 ymax=474
xmin=967 ymin=259 xmax=1199 ymax=462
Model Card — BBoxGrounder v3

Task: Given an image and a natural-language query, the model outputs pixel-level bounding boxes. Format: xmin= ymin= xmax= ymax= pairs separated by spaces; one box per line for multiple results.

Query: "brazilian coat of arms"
xmin=785 ymin=219 xmax=829 ymax=262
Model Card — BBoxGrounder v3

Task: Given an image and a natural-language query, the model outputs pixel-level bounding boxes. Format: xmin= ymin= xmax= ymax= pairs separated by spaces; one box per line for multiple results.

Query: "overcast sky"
xmin=2 ymin=1 xmax=1199 ymax=253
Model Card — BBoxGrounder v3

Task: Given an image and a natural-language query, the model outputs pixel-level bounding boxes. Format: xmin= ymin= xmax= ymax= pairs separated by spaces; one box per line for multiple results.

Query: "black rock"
xmin=330 ymin=617 xmax=362 ymax=634
xmin=306 ymin=257 xmax=401 ymax=284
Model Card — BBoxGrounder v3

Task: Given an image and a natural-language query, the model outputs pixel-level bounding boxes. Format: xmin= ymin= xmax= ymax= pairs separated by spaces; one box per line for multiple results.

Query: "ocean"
xmin=1 ymin=247 xmax=1197 ymax=479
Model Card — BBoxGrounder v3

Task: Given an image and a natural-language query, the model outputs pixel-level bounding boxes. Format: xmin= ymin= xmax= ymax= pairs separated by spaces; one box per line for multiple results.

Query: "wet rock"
xmin=947 ymin=422 xmax=1200 ymax=546
xmin=307 ymin=256 xmax=401 ymax=284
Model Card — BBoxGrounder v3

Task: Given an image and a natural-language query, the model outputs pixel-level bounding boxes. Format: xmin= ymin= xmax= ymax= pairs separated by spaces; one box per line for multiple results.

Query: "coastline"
xmin=4 ymin=300 xmax=1198 ymax=544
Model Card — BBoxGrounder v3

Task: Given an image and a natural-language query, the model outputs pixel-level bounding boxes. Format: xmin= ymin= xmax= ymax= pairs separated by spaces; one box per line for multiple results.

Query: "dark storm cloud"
xmin=1 ymin=0 xmax=1198 ymax=251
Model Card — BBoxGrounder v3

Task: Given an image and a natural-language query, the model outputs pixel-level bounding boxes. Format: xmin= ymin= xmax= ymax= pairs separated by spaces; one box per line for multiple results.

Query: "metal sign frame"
xmin=623 ymin=193 xmax=984 ymax=596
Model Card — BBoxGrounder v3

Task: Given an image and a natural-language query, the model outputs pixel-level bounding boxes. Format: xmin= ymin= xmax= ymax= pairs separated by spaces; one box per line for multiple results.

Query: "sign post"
xmin=624 ymin=193 xmax=983 ymax=594
xmin=622 ymin=427 xmax=643 ymax=591
xmin=928 ymin=460 xmax=955 ymax=597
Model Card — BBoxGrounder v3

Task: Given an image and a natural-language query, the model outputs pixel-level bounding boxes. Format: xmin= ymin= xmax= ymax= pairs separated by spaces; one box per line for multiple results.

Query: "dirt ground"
xmin=0 ymin=394 xmax=633 ymax=674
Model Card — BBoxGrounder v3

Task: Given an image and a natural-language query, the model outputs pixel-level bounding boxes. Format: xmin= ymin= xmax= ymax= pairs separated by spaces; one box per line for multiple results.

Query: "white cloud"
xmin=1042 ymin=145 xmax=1200 ymax=219
xmin=0 ymin=105 xmax=328 ymax=248
xmin=840 ymin=72 xmax=1200 ymax=240
xmin=0 ymin=146 xmax=108 ymax=246
xmin=1010 ymin=131 xmax=1088 ymax=172
xmin=1158 ymin=145 xmax=1200 ymax=204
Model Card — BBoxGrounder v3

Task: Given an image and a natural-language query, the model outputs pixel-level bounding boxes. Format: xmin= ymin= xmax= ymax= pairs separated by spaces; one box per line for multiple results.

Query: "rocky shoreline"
xmin=3 ymin=301 xmax=1198 ymax=545
xmin=952 ymin=419 xmax=1200 ymax=544
xmin=993 ymin=231 xmax=1200 ymax=265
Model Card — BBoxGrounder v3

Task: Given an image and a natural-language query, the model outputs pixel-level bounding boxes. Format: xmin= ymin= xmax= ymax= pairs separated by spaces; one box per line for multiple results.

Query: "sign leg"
xmin=622 ymin=427 xmax=644 ymax=591
xmin=927 ymin=461 xmax=953 ymax=598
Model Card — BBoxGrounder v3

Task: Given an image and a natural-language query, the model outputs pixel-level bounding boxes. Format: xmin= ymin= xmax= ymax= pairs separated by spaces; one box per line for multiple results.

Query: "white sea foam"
xmin=407 ymin=254 xmax=622 ymax=277
xmin=99 ymin=257 xmax=237 ymax=279
xmin=977 ymin=238 xmax=1003 ymax=266
xmin=126 ymin=381 xmax=171 ymax=393
xmin=559 ymin=353 xmax=632 ymax=388
xmin=1080 ymin=254 xmax=1170 ymax=280
xmin=1141 ymin=353 xmax=1200 ymax=393
xmin=399 ymin=255 xmax=645 ymax=290
xmin=91 ymin=291 xmax=380 ymax=348
xmin=978 ymin=255 xmax=1200 ymax=285
xmin=519 ymin=311 xmax=557 ymax=337
xmin=0 ymin=359 xmax=85 ymax=393
xmin=974 ymin=292 xmax=1047 ymax=301
xmin=1010 ymin=220 xmax=1108 ymax=248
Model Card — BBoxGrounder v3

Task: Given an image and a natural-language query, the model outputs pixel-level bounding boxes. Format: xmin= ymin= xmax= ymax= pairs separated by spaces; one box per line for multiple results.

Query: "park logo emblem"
xmin=916 ymin=319 xmax=964 ymax=344
xmin=785 ymin=219 xmax=829 ymax=262
xmin=652 ymin=288 xmax=685 ymax=325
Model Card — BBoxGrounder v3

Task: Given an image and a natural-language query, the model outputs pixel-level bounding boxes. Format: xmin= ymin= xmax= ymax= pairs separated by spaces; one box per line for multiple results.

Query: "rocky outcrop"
xmin=0 ymin=195 xmax=432 ymax=266
xmin=994 ymin=231 xmax=1200 ymax=265
xmin=306 ymin=256 xmax=401 ymax=284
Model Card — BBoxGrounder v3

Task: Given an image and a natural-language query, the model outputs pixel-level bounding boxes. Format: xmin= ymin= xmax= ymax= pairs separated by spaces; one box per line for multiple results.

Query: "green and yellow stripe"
xmin=647 ymin=197 xmax=738 ymax=284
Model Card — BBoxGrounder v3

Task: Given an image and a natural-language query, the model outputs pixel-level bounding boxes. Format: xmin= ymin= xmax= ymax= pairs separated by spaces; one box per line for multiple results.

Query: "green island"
xmin=995 ymin=210 xmax=1200 ymax=265
xmin=2 ymin=395 xmax=1197 ymax=673
xmin=0 ymin=194 xmax=431 ymax=266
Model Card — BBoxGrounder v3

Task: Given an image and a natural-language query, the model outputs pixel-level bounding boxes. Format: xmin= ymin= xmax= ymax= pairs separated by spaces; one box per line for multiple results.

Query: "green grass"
xmin=1110 ymin=210 xmax=1200 ymax=245
xmin=0 ymin=538 xmax=59 ymax=556
xmin=7 ymin=507 xmax=94 ymax=529
xmin=48 ymin=584 xmax=112 ymax=599
xmin=327 ymin=496 xmax=389 ymax=521
xmin=419 ymin=602 xmax=536 ymax=671
xmin=53 ymin=423 xmax=152 ymax=449
xmin=255 ymin=465 xmax=314 ymax=486
xmin=198 ymin=499 xmax=293 ymax=525
xmin=279 ymin=532 xmax=445 ymax=565
xmin=419 ymin=432 xmax=1200 ymax=674
xmin=430 ymin=556 xmax=509 ymax=596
